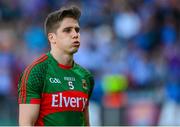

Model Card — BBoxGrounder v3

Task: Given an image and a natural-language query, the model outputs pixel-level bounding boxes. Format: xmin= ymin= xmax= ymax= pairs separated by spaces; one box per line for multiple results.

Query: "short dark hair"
xmin=44 ymin=5 xmax=81 ymax=35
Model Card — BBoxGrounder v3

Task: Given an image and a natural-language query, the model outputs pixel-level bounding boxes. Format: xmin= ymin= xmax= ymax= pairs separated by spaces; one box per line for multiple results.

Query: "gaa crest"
xmin=82 ymin=79 xmax=88 ymax=89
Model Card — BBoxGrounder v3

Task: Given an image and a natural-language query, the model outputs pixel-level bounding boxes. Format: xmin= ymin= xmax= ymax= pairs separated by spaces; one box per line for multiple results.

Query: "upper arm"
xmin=88 ymin=75 xmax=95 ymax=99
xmin=18 ymin=65 xmax=44 ymax=125
xmin=84 ymin=105 xmax=90 ymax=126
xmin=19 ymin=104 xmax=40 ymax=126
xmin=85 ymin=75 xmax=94 ymax=126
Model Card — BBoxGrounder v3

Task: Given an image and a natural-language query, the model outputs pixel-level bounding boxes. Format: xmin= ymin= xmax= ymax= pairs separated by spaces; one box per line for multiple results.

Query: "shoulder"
xmin=74 ymin=63 xmax=93 ymax=78
xmin=22 ymin=54 xmax=49 ymax=77
xmin=18 ymin=54 xmax=49 ymax=93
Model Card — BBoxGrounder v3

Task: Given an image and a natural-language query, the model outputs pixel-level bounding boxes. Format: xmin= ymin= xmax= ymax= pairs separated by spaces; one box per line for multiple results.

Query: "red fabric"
xmin=58 ymin=63 xmax=72 ymax=69
xmin=30 ymin=98 xmax=41 ymax=104
xmin=35 ymin=91 xmax=88 ymax=126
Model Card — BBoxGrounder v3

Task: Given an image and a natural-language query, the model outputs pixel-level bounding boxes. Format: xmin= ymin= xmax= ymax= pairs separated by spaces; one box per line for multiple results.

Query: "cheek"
xmin=56 ymin=37 xmax=70 ymax=47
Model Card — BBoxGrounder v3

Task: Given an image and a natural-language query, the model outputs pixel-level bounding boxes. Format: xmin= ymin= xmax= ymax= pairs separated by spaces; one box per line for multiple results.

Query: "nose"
xmin=72 ymin=29 xmax=79 ymax=39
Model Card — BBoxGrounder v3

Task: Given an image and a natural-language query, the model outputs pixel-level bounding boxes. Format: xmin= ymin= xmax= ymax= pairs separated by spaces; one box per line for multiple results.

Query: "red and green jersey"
xmin=18 ymin=52 xmax=94 ymax=126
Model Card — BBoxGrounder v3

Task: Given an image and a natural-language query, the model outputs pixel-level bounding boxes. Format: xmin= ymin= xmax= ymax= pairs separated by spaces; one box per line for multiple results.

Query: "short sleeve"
xmin=18 ymin=66 xmax=43 ymax=104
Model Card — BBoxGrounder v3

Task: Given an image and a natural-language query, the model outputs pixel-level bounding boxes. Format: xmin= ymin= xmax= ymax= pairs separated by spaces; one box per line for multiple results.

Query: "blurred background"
xmin=0 ymin=0 xmax=180 ymax=126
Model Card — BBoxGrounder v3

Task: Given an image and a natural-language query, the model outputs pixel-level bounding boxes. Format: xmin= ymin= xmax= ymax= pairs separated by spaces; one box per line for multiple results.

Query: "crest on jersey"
xmin=82 ymin=79 xmax=88 ymax=89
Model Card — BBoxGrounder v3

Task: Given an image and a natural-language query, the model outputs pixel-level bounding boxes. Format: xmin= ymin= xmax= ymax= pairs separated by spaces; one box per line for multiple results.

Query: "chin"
xmin=70 ymin=49 xmax=78 ymax=54
xmin=68 ymin=46 xmax=79 ymax=54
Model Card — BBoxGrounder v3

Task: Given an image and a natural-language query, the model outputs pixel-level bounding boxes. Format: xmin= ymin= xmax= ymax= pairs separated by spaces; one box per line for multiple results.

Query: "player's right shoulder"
xmin=18 ymin=54 xmax=49 ymax=104
xmin=22 ymin=54 xmax=49 ymax=76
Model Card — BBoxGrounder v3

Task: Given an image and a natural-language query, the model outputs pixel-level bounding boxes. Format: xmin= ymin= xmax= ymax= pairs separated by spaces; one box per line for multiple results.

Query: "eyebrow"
xmin=63 ymin=26 xmax=80 ymax=30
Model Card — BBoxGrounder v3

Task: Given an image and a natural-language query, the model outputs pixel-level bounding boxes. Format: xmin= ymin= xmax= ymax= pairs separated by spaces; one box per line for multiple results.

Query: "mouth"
xmin=72 ymin=41 xmax=80 ymax=47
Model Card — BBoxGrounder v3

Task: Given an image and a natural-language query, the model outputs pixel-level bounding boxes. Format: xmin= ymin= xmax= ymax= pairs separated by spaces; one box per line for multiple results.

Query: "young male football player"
xmin=18 ymin=5 xmax=94 ymax=126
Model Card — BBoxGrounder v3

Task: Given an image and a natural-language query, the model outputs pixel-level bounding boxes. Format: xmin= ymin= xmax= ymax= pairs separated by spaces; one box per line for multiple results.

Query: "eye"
xmin=63 ymin=28 xmax=71 ymax=33
xmin=75 ymin=27 xmax=80 ymax=33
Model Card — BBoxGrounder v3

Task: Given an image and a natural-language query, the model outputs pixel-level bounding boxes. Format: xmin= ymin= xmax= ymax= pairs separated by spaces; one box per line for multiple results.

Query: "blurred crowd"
xmin=0 ymin=0 xmax=180 ymax=125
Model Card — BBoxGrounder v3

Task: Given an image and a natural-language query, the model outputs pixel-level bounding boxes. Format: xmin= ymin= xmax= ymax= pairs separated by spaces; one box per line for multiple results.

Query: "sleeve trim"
xmin=30 ymin=98 xmax=41 ymax=104
xmin=18 ymin=98 xmax=41 ymax=104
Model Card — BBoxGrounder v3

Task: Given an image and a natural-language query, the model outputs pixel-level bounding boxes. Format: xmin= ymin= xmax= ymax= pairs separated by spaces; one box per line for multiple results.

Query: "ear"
xmin=48 ymin=33 xmax=56 ymax=44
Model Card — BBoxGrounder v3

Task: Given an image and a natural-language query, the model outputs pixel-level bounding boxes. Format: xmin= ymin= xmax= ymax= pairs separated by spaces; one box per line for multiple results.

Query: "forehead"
xmin=59 ymin=17 xmax=79 ymax=29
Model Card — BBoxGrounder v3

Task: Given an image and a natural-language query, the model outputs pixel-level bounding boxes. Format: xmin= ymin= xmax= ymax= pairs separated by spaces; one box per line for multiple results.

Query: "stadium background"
xmin=0 ymin=0 xmax=180 ymax=125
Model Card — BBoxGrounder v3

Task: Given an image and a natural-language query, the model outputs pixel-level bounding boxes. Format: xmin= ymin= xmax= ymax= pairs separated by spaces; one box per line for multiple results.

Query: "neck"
xmin=50 ymin=49 xmax=74 ymax=66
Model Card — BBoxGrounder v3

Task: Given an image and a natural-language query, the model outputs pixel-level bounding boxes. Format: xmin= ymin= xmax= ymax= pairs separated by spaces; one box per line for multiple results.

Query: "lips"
xmin=72 ymin=41 xmax=80 ymax=47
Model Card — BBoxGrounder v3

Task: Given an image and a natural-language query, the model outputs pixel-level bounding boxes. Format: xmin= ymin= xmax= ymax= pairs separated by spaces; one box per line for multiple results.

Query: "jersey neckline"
xmin=46 ymin=52 xmax=75 ymax=70
xmin=58 ymin=63 xmax=72 ymax=69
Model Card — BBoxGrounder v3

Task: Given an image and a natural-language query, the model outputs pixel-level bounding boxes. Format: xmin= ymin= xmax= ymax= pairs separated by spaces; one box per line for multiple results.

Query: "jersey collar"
xmin=47 ymin=52 xmax=74 ymax=70
xmin=58 ymin=63 xmax=73 ymax=69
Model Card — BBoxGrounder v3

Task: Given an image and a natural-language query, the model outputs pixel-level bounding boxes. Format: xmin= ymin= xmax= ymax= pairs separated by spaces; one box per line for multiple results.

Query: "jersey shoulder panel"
xmin=29 ymin=54 xmax=49 ymax=74
xmin=74 ymin=63 xmax=93 ymax=77
xmin=18 ymin=54 xmax=49 ymax=104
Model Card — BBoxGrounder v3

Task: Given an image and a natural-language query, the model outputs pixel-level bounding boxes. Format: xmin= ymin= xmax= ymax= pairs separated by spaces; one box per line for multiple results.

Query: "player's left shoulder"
xmin=74 ymin=63 xmax=93 ymax=78
xmin=75 ymin=64 xmax=94 ymax=93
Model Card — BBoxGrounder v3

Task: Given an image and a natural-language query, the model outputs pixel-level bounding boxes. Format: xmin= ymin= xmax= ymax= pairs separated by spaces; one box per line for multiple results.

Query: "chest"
xmin=40 ymin=66 xmax=90 ymax=111
xmin=43 ymin=67 xmax=90 ymax=94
